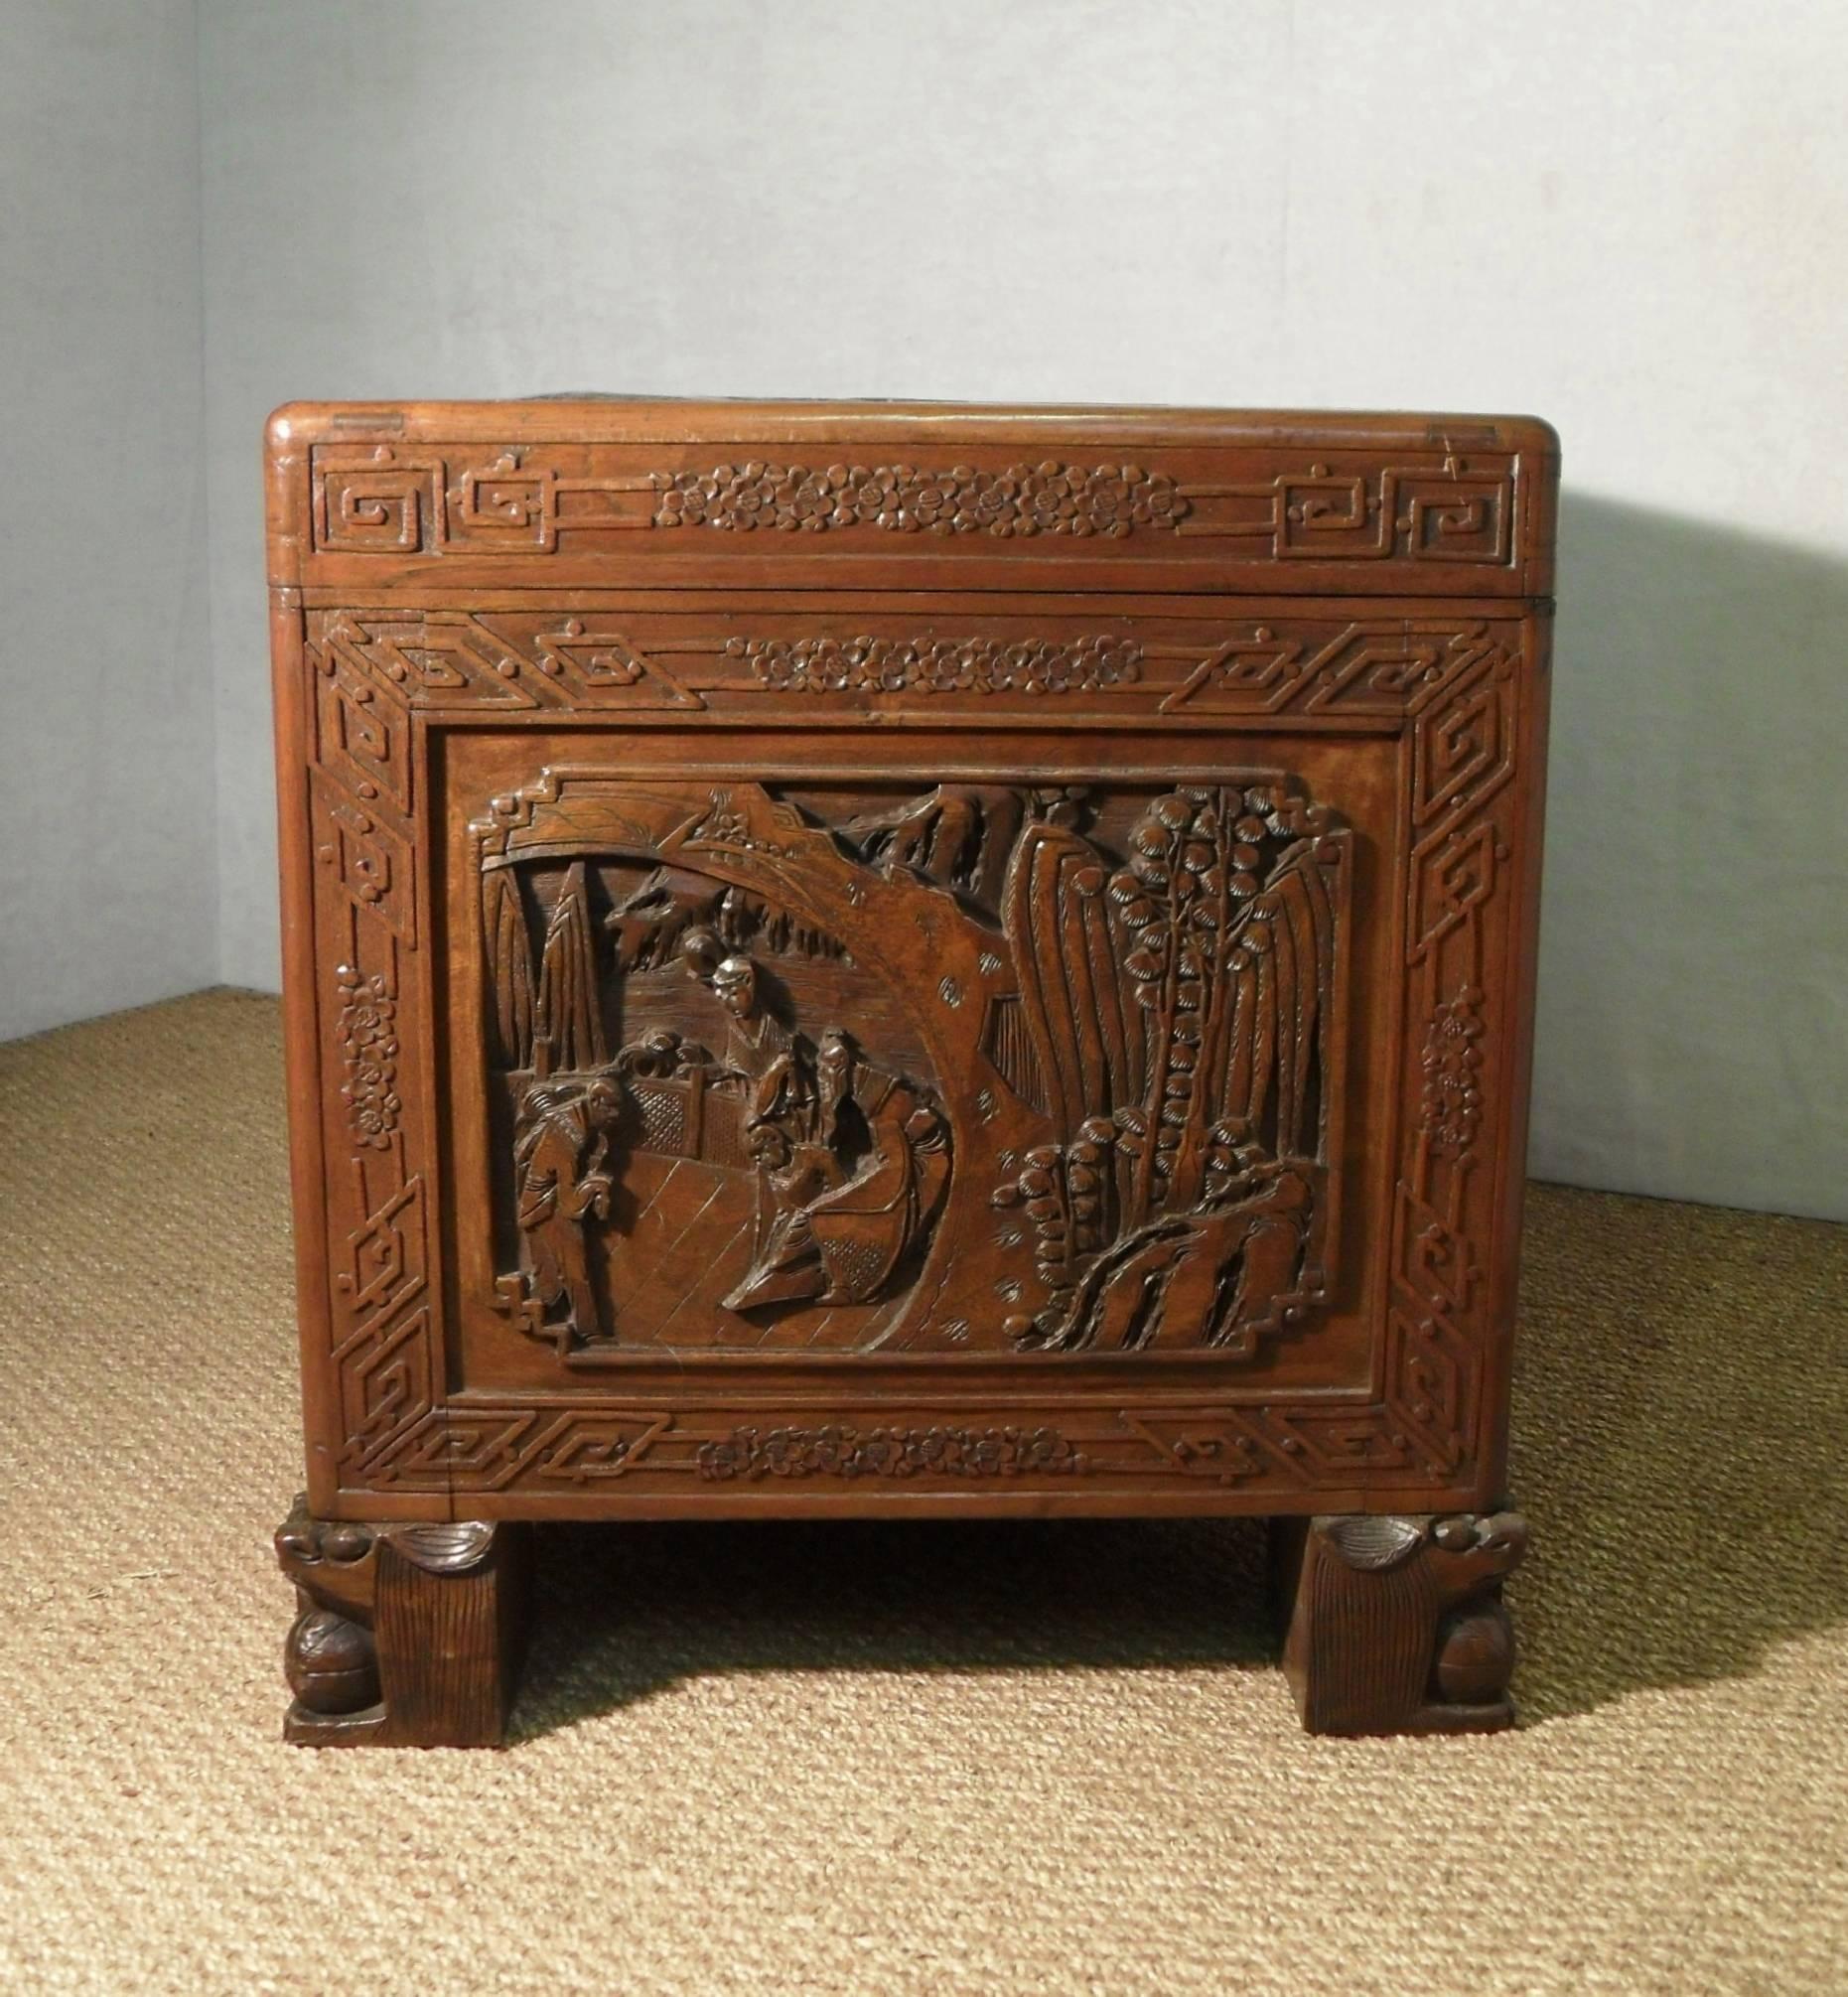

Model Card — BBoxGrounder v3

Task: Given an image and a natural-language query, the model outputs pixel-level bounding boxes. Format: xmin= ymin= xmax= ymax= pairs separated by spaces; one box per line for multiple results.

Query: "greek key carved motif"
xmin=1178 ymin=459 xmax=1513 ymax=563
xmin=315 ymin=610 xmax=705 ymax=713
xmin=311 ymin=770 xmax=413 ymax=940
xmin=1160 ymin=620 xmax=1506 ymax=719
xmin=306 ymin=445 xmax=1520 ymax=568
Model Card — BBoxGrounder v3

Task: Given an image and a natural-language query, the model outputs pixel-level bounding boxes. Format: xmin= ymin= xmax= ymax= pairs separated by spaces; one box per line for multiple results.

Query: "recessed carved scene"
xmin=472 ymin=771 xmax=1350 ymax=1361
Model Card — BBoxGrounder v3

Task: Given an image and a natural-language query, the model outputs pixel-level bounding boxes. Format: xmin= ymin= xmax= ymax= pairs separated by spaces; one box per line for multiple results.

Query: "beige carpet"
xmin=1 ymin=992 xmax=1843 ymax=1995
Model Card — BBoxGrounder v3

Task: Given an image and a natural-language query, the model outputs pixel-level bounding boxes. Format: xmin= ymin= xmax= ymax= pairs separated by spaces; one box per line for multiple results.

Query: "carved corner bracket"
xmin=275 ymin=1496 xmax=529 ymax=1747
xmin=1277 ymin=1506 xmax=1529 ymax=1735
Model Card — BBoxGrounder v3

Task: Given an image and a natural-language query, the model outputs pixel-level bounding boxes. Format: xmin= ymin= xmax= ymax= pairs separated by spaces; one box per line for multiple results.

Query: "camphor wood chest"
xmin=267 ymin=399 xmax=1556 ymax=1743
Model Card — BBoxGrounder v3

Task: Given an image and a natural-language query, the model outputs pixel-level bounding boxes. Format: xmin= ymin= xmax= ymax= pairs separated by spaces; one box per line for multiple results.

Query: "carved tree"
xmin=483 ymin=866 xmax=535 ymax=1070
xmin=994 ymin=784 xmax=1345 ymax=1354
xmin=533 ymin=861 xmax=606 ymax=1074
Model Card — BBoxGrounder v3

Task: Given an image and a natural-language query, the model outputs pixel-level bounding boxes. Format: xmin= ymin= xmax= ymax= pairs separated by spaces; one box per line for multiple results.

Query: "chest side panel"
xmin=268 ymin=405 xmax=1554 ymax=1521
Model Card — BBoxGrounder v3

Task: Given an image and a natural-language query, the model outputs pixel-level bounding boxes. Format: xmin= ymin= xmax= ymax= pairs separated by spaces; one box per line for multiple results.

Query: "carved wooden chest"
xmin=267 ymin=400 xmax=1556 ymax=1743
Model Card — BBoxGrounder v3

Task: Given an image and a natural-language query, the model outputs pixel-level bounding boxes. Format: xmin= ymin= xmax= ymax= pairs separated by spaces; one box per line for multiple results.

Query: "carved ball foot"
xmin=275 ymin=1497 xmax=531 ymax=1747
xmin=1273 ymin=1505 xmax=1528 ymax=1737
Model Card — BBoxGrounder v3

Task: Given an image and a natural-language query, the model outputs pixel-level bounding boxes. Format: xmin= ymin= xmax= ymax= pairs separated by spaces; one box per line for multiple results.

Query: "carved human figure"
xmin=712 ymin=952 xmax=775 ymax=1054
xmin=710 ymin=953 xmax=812 ymax=1124
xmin=723 ymin=1029 xmax=949 ymax=1313
xmin=723 ymin=1121 xmax=845 ymax=1311
xmin=803 ymin=1029 xmax=950 ymax=1303
xmin=512 ymin=1075 xmax=620 ymax=1348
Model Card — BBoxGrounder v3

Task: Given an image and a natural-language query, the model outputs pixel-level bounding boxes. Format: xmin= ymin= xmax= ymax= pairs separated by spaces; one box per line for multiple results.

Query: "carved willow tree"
xmin=993 ymin=784 xmax=1347 ymax=1353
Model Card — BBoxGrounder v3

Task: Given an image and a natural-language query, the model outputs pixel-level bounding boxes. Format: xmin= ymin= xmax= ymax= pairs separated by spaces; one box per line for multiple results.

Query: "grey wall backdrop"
xmin=1 ymin=3 xmax=214 ymax=1035
xmin=4 ymin=3 xmax=1844 ymax=1220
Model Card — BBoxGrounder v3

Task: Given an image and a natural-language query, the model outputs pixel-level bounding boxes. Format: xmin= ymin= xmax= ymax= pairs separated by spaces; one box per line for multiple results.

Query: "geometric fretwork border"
xmin=313 ymin=605 xmax=1520 ymax=723
xmin=299 ymin=608 xmax=1522 ymax=1501
xmin=309 ymin=443 xmax=1516 ymax=567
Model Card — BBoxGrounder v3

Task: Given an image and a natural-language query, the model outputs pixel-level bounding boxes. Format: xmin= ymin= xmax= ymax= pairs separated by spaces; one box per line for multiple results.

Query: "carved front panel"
xmin=295 ymin=633 xmax=1526 ymax=1506
xmin=275 ymin=404 xmax=1549 ymax=1517
xmin=457 ymin=769 xmax=1349 ymax=1366
xmin=420 ymin=720 xmax=1421 ymax=1449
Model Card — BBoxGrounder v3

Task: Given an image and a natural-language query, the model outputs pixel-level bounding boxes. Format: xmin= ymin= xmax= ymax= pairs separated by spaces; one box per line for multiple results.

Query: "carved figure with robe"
xmin=512 ymin=1075 xmax=620 ymax=1348
xmin=724 ymin=1027 xmax=949 ymax=1313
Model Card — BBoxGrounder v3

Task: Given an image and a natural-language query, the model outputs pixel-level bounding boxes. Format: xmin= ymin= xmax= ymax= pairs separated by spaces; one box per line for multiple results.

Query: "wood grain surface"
xmin=268 ymin=400 xmax=1557 ymax=1739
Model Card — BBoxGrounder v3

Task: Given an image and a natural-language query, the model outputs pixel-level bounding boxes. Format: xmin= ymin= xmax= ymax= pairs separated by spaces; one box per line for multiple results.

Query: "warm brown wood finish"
xmin=267 ymin=399 xmax=1557 ymax=1742
xmin=276 ymin=1497 xmax=529 ymax=1746
xmin=1274 ymin=1508 xmax=1529 ymax=1734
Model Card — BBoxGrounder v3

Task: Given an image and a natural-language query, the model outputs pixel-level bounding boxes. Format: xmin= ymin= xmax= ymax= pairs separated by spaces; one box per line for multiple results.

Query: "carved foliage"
xmin=334 ymin=967 xmax=400 ymax=1149
xmin=728 ymin=633 xmax=1142 ymax=696
xmin=991 ymin=782 xmax=1347 ymax=1357
xmin=652 ymin=461 xmax=1188 ymax=536
xmin=695 ymin=1424 xmax=1088 ymax=1481
xmin=1420 ymin=987 xmax=1486 ymax=1158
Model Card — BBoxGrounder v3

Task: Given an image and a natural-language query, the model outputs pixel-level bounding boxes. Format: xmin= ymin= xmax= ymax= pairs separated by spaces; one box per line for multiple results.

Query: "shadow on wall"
xmin=1533 ymin=496 xmax=1848 ymax=1220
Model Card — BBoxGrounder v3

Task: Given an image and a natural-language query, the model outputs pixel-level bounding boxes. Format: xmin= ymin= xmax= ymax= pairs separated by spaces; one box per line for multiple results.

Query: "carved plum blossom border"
xmin=695 ymin=1424 xmax=1088 ymax=1481
xmin=335 ymin=965 xmax=400 ymax=1149
xmin=653 ymin=462 xmax=1189 ymax=538
xmin=726 ymin=634 xmax=1142 ymax=696
xmin=1420 ymin=986 xmax=1486 ymax=1158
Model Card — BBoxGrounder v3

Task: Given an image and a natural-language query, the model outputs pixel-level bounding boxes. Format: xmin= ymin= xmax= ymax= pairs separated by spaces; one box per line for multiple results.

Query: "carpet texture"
xmin=1 ymin=991 xmax=1843 ymax=1995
